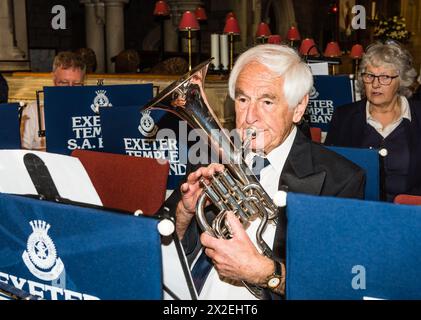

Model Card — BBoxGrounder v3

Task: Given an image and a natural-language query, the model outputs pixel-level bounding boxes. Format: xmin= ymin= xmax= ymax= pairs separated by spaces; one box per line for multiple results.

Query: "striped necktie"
xmin=251 ymin=155 xmax=270 ymax=181
xmin=191 ymin=249 xmax=213 ymax=295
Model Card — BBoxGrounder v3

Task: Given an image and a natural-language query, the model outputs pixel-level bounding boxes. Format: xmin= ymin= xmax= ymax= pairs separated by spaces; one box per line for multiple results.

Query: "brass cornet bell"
xmin=142 ymin=59 xmax=280 ymax=259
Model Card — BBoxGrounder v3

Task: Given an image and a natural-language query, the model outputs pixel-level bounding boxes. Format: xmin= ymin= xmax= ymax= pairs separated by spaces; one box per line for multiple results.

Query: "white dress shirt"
xmin=20 ymin=101 xmax=46 ymax=151
xmin=197 ymin=126 xmax=297 ymax=300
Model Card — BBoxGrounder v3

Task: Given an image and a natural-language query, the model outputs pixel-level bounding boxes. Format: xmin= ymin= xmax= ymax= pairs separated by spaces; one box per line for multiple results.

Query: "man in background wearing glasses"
xmin=20 ymin=51 xmax=86 ymax=150
xmin=325 ymin=41 xmax=421 ymax=201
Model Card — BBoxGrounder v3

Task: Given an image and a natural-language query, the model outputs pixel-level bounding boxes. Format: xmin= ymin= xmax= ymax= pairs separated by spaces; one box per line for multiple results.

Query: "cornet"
xmin=143 ymin=59 xmax=281 ymax=260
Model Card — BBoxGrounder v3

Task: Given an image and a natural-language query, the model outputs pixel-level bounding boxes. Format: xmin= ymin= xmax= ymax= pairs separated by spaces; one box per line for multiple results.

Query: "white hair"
xmin=228 ymin=44 xmax=313 ymax=108
xmin=358 ymin=41 xmax=417 ymax=98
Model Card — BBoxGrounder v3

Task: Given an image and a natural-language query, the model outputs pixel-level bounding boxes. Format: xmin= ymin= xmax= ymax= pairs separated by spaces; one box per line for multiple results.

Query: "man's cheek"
xmin=235 ymin=114 xmax=246 ymax=127
xmin=254 ymin=133 xmax=267 ymax=149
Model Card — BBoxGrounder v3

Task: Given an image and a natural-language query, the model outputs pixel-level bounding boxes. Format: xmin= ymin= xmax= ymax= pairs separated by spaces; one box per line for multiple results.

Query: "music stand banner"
xmin=306 ymin=75 xmax=353 ymax=132
xmin=0 ymin=103 xmax=21 ymax=149
xmin=0 ymin=193 xmax=162 ymax=300
xmin=100 ymin=106 xmax=190 ymax=192
xmin=286 ymin=193 xmax=421 ymax=300
xmin=44 ymin=84 xmax=153 ymax=155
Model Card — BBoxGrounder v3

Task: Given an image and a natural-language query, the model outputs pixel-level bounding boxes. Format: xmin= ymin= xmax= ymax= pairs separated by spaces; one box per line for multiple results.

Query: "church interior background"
xmin=1 ymin=0 xmax=421 ymax=129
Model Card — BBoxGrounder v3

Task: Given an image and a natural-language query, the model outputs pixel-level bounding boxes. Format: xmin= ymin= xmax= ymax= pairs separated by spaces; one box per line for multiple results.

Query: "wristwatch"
xmin=266 ymin=260 xmax=283 ymax=290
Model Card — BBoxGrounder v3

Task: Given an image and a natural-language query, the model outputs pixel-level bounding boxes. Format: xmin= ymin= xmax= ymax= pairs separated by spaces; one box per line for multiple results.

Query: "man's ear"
xmin=292 ymin=94 xmax=309 ymax=123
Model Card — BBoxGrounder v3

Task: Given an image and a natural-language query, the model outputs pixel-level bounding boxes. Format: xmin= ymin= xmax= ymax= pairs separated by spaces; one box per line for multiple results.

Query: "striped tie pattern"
xmin=191 ymin=250 xmax=213 ymax=295
xmin=251 ymin=155 xmax=270 ymax=181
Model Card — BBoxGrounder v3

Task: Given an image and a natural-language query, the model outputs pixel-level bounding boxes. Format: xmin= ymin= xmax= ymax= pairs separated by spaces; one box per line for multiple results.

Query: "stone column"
xmin=103 ymin=0 xmax=129 ymax=73
xmin=233 ymin=0 xmax=254 ymax=50
xmin=165 ymin=0 xmax=203 ymax=53
xmin=13 ymin=0 xmax=29 ymax=59
xmin=81 ymin=0 xmax=106 ymax=73
xmin=0 ymin=0 xmax=27 ymax=70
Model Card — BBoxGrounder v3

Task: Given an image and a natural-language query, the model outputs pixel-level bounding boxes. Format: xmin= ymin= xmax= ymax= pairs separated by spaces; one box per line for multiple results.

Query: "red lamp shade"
xmin=195 ymin=6 xmax=207 ymax=21
xmin=153 ymin=0 xmax=170 ymax=16
xmin=299 ymin=38 xmax=318 ymax=56
xmin=178 ymin=11 xmax=200 ymax=31
xmin=324 ymin=41 xmax=341 ymax=57
xmin=224 ymin=16 xmax=240 ymax=35
xmin=286 ymin=26 xmax=301 ymax=41
xmin=256 ymin=22 xmax=271 ymax=38
xmin=350 ymin=44 xmax=364 ymax=59
xmin=225 ymin=11 xmax=236 ymax=22
xmin=268 ymin=35 xmax=282 ymax=44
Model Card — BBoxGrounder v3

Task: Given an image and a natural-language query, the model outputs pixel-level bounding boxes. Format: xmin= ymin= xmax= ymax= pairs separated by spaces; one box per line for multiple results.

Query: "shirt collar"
xmin=246 ymin=126 xmax=297 ymax=175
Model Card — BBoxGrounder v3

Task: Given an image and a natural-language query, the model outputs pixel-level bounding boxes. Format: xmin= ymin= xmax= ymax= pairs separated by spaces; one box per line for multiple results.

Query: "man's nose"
xmin=245 ymin=101 xmax=258 ymax=124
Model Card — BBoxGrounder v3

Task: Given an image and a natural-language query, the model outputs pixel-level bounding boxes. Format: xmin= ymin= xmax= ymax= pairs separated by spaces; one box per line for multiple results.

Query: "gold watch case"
xmin=267 ymin=274 xmax=282 ymax=289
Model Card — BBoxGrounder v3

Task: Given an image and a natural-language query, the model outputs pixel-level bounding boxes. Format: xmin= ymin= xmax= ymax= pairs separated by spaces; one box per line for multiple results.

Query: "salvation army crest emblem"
xmin=22 ymin=220 xmax=64 ymax=281
xmin=138 ymin=110 xmax=158 ymax=137
xmin=309 ymin=86 xmax=319 ymax=100
xmin=91 ymin=90 xmax=113 ymax=114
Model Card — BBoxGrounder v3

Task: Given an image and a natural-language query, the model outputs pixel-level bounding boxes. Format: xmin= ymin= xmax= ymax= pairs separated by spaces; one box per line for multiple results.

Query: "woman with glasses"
xmin=325 ymin=41 xmax=421 ymax=201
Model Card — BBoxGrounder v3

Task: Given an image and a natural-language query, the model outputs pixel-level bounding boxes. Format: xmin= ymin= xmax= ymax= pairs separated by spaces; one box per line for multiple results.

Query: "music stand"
xmin=0 ymin=103 xmax=21 ymax=149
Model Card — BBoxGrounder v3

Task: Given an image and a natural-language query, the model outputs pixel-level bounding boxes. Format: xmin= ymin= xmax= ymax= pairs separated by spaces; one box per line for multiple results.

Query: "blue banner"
xmin=0 ymin=103 xmax=21 ymax=149
xmin=286 ymin=193 xmax=421 ymax=299
xmin=44 ymin=84 xmax=153 ymax=155
xmin=306 ymin=75 xmax=353 ymax=132
xmin=100 ymin=106 xmax=190 ymax=191
xmin=0 ymin=193 xmax=162 ymax=300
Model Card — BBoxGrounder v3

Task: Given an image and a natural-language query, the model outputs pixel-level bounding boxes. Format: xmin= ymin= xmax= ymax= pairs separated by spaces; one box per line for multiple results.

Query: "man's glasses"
xmin=361 ymin=72 xmax=399 ymax=86
xmin=55 ymin=80 xmax=84 ymax=86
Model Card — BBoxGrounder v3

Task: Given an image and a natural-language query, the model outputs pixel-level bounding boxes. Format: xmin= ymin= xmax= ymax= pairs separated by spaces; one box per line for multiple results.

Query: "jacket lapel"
xmin=278 ymin=129 xmax=326 ymax=195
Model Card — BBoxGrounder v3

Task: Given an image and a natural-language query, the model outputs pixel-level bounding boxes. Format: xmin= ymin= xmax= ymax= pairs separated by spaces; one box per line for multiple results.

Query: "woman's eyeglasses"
xmin=361 ymin=73 xmax=399 ymax=85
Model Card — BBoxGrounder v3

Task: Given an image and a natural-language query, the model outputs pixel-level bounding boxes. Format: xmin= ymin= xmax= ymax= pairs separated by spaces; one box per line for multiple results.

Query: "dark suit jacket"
xmin=325 ymin=98 xmax=421 ymax=196
xmin=163 ymin=129 xmax=366 ymax=299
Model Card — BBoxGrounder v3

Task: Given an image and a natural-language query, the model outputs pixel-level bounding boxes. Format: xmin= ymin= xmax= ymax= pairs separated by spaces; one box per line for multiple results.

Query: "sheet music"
xmin=0 ymin=150 xmax=102 ymax=206
xmin=308 ymin=62 xmax=329 ymax=75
